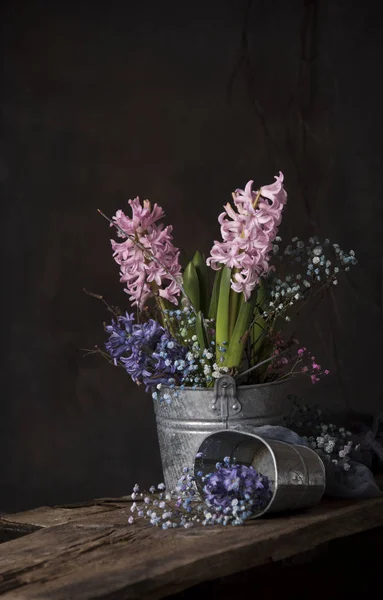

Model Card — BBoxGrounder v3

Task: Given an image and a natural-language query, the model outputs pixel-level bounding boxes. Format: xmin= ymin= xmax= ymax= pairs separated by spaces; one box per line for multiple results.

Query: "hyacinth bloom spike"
xmin=207 ymin=172 xmax=287 ymax=300
xmin=105 ymin=312 xmax=189 ymax=394
xmin=111 ymin=197 xmax=182 ymax=309
xmin=207 ymin=173 xmax=287 ymax=369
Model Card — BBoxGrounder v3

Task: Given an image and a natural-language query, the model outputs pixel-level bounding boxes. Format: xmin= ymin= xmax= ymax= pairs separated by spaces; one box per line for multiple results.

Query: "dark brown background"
xmin=1 ymin=0 xmax=382 ymax=512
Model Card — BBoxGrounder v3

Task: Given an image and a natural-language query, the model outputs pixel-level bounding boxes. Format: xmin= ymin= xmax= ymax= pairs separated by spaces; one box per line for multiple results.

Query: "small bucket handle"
xmin=211 ymin=375 xmax=242 ymax=425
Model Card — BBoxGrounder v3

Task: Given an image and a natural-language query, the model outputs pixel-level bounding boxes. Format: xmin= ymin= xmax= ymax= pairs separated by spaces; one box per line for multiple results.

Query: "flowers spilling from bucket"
xmin=89 ymin=173 xmax=357 ymax=396
xmin=128 ymin=456 xmax=272 ymax=529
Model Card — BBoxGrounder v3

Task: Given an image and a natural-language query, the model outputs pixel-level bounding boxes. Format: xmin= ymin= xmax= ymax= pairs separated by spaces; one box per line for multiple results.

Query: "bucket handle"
xmin=211 ymin=375 xmax=242 ymax=425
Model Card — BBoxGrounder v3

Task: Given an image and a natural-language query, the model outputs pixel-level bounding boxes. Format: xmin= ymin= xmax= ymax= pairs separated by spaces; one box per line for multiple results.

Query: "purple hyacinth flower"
xmin=104 ymin=312 xmax=188 ymax=394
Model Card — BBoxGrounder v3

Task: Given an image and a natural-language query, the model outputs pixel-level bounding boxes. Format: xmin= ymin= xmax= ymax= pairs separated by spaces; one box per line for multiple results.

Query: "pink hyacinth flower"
xmin=207 ymin=173 xmax=287 ymax=300
xmin=111 ymin=197 xmax=182 ymax=308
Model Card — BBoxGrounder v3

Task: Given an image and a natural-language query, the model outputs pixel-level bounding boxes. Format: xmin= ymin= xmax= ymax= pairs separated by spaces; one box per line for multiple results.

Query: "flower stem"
xmin=152 ymin=286 xmax=176 ymax=338
xmin=234 ymin=345 xmax=290 ymax=381
xmin=225 ymin=293 xmax=257 ymax=368
xmin=215 ymin=266 xmax=232 ymax=363
xmin=228 ymin=285 xmax=240 ymax=338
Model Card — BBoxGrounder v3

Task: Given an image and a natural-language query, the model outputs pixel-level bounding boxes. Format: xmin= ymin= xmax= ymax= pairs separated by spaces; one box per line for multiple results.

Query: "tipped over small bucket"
xmin=194 ymin=429 xmax=326 ymax=517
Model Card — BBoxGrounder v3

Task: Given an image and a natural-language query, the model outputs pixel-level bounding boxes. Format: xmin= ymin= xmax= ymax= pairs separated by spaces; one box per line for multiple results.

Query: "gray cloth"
xmin=236 ymin=425 xmax=382 ymax=499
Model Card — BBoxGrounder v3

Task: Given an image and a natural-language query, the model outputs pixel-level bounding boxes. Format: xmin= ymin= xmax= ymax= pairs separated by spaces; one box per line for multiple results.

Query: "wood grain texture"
xmin=0 ymin=505 xmax=121 ymax=529
xmin=0 ymin=495 xmax=383 ymax=599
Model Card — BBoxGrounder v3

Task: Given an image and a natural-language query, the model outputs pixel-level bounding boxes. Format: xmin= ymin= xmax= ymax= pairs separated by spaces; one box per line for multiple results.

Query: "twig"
xmin=81 ymin=345 xmax=124 ymax=367
xmin=83 ymin=288 xmax=120 ymax=319
xmin=234 ymin=345 xmax=291 ymax=381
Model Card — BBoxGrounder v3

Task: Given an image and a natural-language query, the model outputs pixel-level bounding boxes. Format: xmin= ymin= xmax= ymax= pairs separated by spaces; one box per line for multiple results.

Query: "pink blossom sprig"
xmin=207 ymin=173 xmax=287 ymax=300
xmin=267 ymin=339 xmax=330 ymax=384
xmin=110 ymin=197 xmax=182 ymax=308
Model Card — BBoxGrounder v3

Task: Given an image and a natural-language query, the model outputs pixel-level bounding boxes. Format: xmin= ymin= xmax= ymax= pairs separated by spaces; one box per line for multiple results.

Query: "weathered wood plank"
xmin=1 ymin=477 xmax=381 ymax=532
xmin=0 ymin=521 xmax=41 ymax=545
xmin=0 ymin=499 xmax=132 ymax=546
xmin=0 ymin=496 xmax=382 ymax=600
xmin=0 ymin=502 xmax=129 ymax=530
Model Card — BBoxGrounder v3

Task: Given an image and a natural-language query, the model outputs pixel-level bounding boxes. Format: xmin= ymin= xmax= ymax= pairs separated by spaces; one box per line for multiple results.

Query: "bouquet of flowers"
xmin=93 ymin=172 xmax=357 ymax=400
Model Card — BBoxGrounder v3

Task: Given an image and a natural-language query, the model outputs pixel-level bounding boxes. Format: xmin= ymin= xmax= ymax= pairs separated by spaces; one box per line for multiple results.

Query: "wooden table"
xmin=1 ymin=486 xmax=383 ymax=600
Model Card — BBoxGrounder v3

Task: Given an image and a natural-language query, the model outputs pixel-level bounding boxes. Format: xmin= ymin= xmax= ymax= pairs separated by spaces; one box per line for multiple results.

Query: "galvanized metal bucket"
xmin=194 ymin=429 xmax=326 ymax=516
xmin=154 ymin=374 xmax=294 ymax=492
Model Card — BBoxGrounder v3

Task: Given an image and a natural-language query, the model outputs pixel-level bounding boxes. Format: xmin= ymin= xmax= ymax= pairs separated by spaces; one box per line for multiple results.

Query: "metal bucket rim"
xmin=194 ymin=429 xmax=326 ymax=519
xmin=160 ymin=377 xmax=293 ymax=394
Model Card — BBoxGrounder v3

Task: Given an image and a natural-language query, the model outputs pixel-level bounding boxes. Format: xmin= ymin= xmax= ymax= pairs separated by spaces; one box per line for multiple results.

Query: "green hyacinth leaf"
xmin=196 ymin=310 xmax=208 ymax=353
xmin=252 ymin=279 xmax=267 ymax=357
xmin=192 ymin=251 xmax=209 ymax=317
xmin=208 ymin=267 xmax=222 ymax=321
xmin=228 ymin=284 xmax=242 ymax=338
xmin=183 ymin=260 xmax=200 ymax=312
xmin=225 ymin=293 xmax=258 ymax=369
